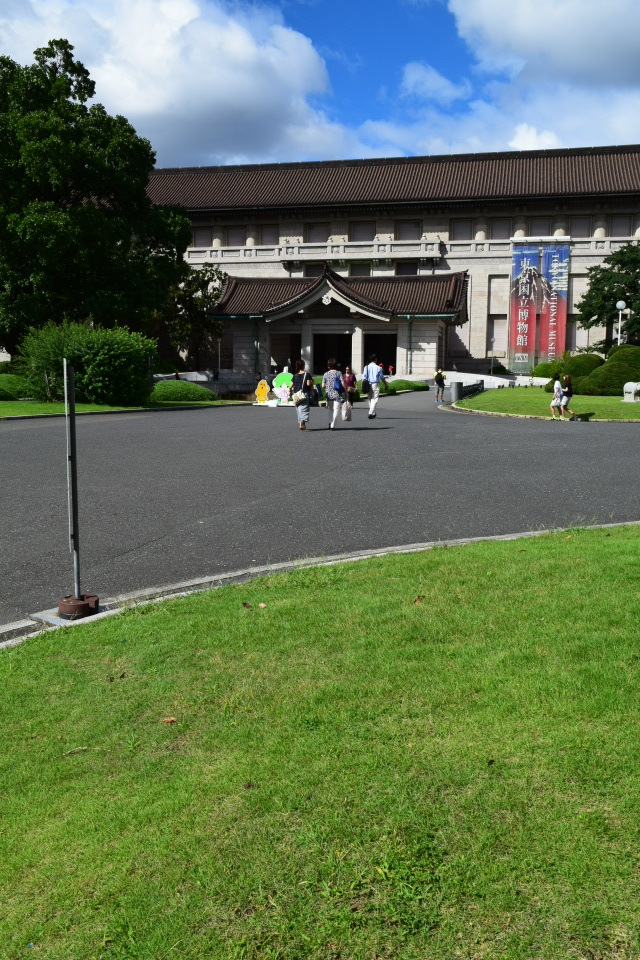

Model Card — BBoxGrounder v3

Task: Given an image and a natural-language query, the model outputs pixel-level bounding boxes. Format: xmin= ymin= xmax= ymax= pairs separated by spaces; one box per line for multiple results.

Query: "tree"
xmin=0 ymin=39 xmax=191 ymax=354
xmin=154 ymin=264 xmax=226 ymax=371
xmin=576 ymin=242 xmax=640 ymax=343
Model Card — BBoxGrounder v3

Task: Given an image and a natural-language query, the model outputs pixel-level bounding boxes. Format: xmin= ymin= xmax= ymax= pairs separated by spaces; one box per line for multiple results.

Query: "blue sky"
xmin=2 ymin=0 xmax=640 ymax=167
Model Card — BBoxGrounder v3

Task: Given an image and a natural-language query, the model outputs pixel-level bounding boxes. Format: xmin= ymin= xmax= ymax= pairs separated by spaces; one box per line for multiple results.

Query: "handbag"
xmin=341 ymin=400 xmax=352 ymax=422
xmin=292 ymin=374 xmax=308 ymax=406
xmin=334 ymin=375 xmax=345 ymax=394
xmin=361 ymin=377 xmax=369 ymax=395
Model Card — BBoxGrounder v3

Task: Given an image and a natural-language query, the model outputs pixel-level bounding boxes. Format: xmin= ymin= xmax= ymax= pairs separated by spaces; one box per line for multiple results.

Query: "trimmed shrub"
xmin=607 ymin=345 xmax=640 ymax=376
xmin=151 ymin=380 xmax=218 ymax=402
xmin=386 ymin=379 xmax=429 ymax=391
xmin=564 ymin=354 xmax=604 ymax=378
xmin=571 ymin=376 xmax=587 ymax=395
xmin=17 ymin=323 xmax=156 ymax=405
xmin=533 ymin=359 xmax=563 ymax=378
xmin=0 ymin=374 xmax=32 ymax=399
xmin=580 ymin=361 xmax=636 ymax=395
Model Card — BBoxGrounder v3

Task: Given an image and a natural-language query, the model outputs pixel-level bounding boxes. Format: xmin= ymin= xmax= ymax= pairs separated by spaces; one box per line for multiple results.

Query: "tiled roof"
xmin=214 ymin=266 xmax=468 ymax=321
xmin=148 ymin=145 xmax=640 ymax=212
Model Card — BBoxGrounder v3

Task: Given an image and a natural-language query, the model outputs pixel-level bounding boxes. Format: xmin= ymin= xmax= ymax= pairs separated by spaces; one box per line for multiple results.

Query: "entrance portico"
xmin=212 ymin=264 xmax=468 ymax=377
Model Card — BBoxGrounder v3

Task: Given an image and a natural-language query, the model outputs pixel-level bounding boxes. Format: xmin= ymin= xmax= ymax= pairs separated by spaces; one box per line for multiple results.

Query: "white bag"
xmin=341 ymin=400 xmax=352 ymax=422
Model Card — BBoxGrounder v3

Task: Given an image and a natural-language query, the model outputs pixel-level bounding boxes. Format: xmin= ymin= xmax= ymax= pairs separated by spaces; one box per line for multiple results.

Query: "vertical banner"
xmin=538 ymin=242 xmax=570 ymax=364
xmin=509 ymin=244 xmax=539 ymax=373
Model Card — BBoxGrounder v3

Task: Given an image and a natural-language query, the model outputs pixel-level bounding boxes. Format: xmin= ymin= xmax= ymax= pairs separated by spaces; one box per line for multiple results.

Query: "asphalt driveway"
xmin=1 ymin=393 xmax=638 ymax=624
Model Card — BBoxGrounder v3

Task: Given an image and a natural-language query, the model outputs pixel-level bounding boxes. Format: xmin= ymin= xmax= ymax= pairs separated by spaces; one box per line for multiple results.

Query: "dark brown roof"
xmin=214 ymin=266 xmax=468 ymax=321
xmin=148 ymin=145 xmax=640 ymax=213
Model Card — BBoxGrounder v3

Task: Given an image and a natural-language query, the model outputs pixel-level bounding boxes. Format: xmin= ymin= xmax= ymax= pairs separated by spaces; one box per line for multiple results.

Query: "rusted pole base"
xmin=57 ymin=594 xmax=100 ymax=620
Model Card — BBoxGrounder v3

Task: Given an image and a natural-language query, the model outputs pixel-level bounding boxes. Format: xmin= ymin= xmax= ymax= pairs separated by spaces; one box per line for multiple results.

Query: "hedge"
xmin=580 ymin=361 xmax=637 ymax=396
xmin=0 ymin=374 xmax=32 ymax=400
xmin=151 ymin=380 xmax=218 ymax=402
xmin=606 ymin=345 xmax=640 ymax=376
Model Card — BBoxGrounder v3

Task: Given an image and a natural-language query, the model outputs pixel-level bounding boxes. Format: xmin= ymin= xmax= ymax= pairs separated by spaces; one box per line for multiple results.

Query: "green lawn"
xmin=0 ymin=399 xmax=224 ymax=417
xmin=2 ymin=526 xmax=640 ymax=959
xmin=457 ymin=386 xmax=640 ymax=420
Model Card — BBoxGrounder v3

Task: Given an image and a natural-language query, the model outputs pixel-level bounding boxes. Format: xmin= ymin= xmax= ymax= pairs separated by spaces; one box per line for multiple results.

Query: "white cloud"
xmin=0 ymin=0 xmax=369 ymax=165
xmin=2 ymin=0 xmax=640 ymax=167
xmin=400 ymin=62 xmax=471 ymax=104
xmin=447 ymin=0 xmax=640 ymax=87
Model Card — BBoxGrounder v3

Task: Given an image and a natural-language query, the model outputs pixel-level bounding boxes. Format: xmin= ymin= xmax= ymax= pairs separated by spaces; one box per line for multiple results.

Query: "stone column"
xmin=211 ymin=227 xmax=223 ymax=249
xmin=246 ymin=225 xmax=256 ymax=247
xmin=352 ymin=320 xmax=364 ymax=375
xmin=593 ymin=215 xmax=607 ymax=239
xmin=513 ymin=217 xmax=527 ymax=239
xmin=300 ymin=320 xmax=313 ymax=373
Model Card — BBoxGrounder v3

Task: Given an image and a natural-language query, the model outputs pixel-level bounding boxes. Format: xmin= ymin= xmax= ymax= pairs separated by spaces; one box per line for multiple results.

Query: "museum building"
xmin=147 ymin=144 xmax=640 ymax=378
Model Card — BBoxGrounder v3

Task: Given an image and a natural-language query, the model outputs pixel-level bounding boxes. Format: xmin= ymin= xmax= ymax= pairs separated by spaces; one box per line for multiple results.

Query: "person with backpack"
xmin=321 ymin=357 xmax=346 ymax=430
xmin=361 ymin=353 xmax=386 ymax=420
xmin=434 ymin=369 xmax=446 ymax=403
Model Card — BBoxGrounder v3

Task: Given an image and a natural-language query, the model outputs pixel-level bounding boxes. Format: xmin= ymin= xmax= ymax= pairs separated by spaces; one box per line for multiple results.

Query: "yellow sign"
xmin=255 ymin=379 xmax=270 ymax=403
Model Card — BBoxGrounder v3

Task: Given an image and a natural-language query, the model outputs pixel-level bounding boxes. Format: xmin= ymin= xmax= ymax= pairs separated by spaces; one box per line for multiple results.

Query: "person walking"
xmin=322 ymin=357 xmax=346 ymax=430
xmin=560 ymin=374 xmax=576 ymax=421
xmin=343 ymin=365 xmax=357 ymax=402
xmin=361 ymin=353 xmax=386 ymax=420
xmin=550 ymin=374 xmax=563 ymax=419
xmin=292 ymin=358 xmax=314 ymax=430
xmin=434 ymin=369 xmax=445 ymax=403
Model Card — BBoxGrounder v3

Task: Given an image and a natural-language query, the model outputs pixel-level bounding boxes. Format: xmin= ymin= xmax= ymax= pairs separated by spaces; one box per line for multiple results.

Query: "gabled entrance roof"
xmin=213 ymin=265 xmax=468 ymax=324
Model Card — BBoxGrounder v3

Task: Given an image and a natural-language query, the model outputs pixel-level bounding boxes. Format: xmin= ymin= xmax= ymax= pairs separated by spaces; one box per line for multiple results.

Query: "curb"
xmin=449 ymin=403 xmax=640 ymax=422
xmin=3 ymin=520 xmax=639 ymax=651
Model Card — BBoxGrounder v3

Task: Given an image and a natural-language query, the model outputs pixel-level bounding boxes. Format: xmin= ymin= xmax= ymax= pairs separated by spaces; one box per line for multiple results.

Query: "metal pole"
xmin=64 ymin=360 xmax=81 ymax=599
xmin=618 ymin=309 xmax=623 ymax=346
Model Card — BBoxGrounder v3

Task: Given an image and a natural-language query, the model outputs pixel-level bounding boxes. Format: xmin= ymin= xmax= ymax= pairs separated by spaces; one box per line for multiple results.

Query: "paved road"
xmin=1 ymin=394 xmax=638 ymax=624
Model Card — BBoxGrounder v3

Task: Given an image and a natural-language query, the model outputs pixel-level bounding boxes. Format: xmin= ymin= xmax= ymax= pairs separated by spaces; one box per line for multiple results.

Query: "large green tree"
xmin=153 ymin=264 xmax=225 ymax=371
xmin=0 ymin=39 xmax=191 ymax=354
xmin=576 ymin=241 xmax=640 ymax=343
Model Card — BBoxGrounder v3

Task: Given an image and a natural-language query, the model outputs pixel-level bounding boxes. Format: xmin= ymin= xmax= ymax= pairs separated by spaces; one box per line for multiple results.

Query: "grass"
xmin=0 ymin=399 xmax=225 ymax=417
xmin=457 ymin=386 xmax=640 ymax=420
xmin=2 ymin=526 xmax=640 ymax=959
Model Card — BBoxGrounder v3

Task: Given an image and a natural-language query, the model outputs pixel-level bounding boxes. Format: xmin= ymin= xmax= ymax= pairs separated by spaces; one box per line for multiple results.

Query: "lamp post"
xmin=616 ymin=300 xmax=626 ymax=346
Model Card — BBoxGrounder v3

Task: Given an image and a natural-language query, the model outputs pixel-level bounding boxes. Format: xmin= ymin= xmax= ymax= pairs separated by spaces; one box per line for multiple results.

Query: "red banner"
xmin=509 ymin=244 xmax=539 ymax=373
xmin=538 ymin=243 xmax=570 ymax=364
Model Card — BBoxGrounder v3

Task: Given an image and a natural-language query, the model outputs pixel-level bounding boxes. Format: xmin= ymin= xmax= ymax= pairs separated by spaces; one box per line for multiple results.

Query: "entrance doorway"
xmin=313 ymin=334 xmax=351 ymax=373
xmin=270 ymin=333 xmax=301 ymax=373
xmin=363 ymin=333 xmax=397 ymax=373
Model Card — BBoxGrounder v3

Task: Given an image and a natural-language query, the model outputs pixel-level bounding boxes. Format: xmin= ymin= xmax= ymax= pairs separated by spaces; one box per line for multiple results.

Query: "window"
xmin=529 ymin=217 xmax=551 ymax=236
xmin=192 ymin=227 xmax=211 ymax=247
xmin=350 ymin=262 xmax=371 ymax=276
xmin=451 ymin=219 xmax=473 ymax=241
xmin=303 ymin=262 xmax=324 ymax=277
xmin=349 ymin=221 xmax=376 ymax=242
xmin=259 ymin=224 xmax=279 ymax=245
xmin=395 ymin=221 xmax=421 ymax=241
xmin=610 ymin=215 xmax=632 ymax=236
xmin=570 ymin=216 xmax=591 ymax=238
xmin=490 ymin=219 xmax=511 ymax=240
xmin=225 ymin=226 xmax=246 ymax=246
xmin=305 ymin=223 xmax=331 ymax=243
xmin=395 ymin=261 xmax=419 ymax=276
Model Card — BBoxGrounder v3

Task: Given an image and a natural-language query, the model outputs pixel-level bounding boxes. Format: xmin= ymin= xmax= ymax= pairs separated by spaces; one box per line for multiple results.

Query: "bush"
xmin=564 ymin=353 xmax=604 ymax=378
xmin=385 ymin=379 xmax=429 ymax=391
xmin=533 ymin=359 xmax=563 ymax=378
xmin=571 ymin=376 xmax=587 ymax=395
xmin=17 ymin=323 xmax=156 ymax=406
xmin=151 ymin=380 xmax=218 ymax=402
xmin=0 ymin=374 xmax=32 ymax=399
xmin=580 ymin=361 xmax=637 ymax=395
xmin=607 ymin=345 xmax=640 ymax=376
